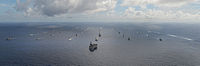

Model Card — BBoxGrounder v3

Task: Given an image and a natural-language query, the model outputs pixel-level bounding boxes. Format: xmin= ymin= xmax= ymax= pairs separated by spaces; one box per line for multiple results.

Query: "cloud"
xmin=15 ymin=0 xmax=32 ymax=11
xmin=120 ymin=0 xmax=154 ymax=8
xmin=156 ymin=0 xmax=197 ymax=7
xmin=8 ymin=0 xmax=200 ymax=22
xmin=15 ymin=0 xmax=117 ymax=16
xmin=121 ymin=0 xmax=198 ymax=8
xmin=120 ymin=0 xmax=200 ymax=22
xmin=0 ymin=4 xmax=8 ymax=7
xmin=122 ymin=7 xmax=200 ymax=22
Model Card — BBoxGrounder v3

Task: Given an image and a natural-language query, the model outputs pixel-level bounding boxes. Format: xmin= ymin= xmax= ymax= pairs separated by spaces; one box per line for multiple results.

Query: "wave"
xmin=167 ymin=34 xmax=193 ymax=41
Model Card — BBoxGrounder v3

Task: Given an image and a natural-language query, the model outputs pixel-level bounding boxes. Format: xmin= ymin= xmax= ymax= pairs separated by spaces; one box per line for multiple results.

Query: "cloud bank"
xmin=3 ymin=0 xmax=199 ymax=22
xmin=120 ymin=0 xmax=197 ymax=8
xmin=15 ymin=0 xmax=117 ymax=16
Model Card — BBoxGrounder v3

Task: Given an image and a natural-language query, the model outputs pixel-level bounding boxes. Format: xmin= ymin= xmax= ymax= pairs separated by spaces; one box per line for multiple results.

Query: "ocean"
xmin=0 ymin=22 xmax=200 ymax=66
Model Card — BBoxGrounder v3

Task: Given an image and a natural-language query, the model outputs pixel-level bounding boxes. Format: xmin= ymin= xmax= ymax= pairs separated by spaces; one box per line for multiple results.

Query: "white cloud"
xmin=121 ymin=0 xmax=198 ymax=8
xmin=120 ymin=0 xmax=155 ymax=8
xmin=9 ymin=0 xmax=200 ymax=22
xmin=15 ymin=0 xmax=32 ymax=11
xmin=0 ymin=4 xmax=8 ymax=7
xmin=123 ymin=7 xmax=145 ymax=18
xmin=122 ymin=7 xmax=200 ymax=22
xmin=15 ymin=0 xmax=117 ymax=16
xmin=156 ymin=0 xmax=197 ymax=7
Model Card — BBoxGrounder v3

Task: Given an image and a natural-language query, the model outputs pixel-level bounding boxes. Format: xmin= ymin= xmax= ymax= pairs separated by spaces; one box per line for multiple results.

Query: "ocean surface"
xmin=0 ymin=22 xmax=200 ymax=66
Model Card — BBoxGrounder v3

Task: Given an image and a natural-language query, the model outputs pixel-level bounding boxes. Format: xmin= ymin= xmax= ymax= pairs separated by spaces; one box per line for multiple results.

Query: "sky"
xmin=0 ymin=0 xmax=200 ymax=22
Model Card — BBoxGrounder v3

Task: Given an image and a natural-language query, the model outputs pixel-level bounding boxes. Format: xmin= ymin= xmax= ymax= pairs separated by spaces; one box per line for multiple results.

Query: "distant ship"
xmin=128 ymin=37 xmax=131 ymax=40
xmin=95 ymin=37 xmax=98 ymax=41
xmin=159 ymin=38 xmax=162 ymax=41
xmin=99 ymin=32 xmax=101 ymax=37
xmin=6 ymin=37 xmax=15 ymax=40
xmin=89 ymin=42 xmax=98 ymax=52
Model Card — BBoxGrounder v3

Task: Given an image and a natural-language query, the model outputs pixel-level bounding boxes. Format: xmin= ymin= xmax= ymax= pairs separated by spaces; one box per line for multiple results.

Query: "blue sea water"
xmin=0 ymin=22 xmax=200 ymax=66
